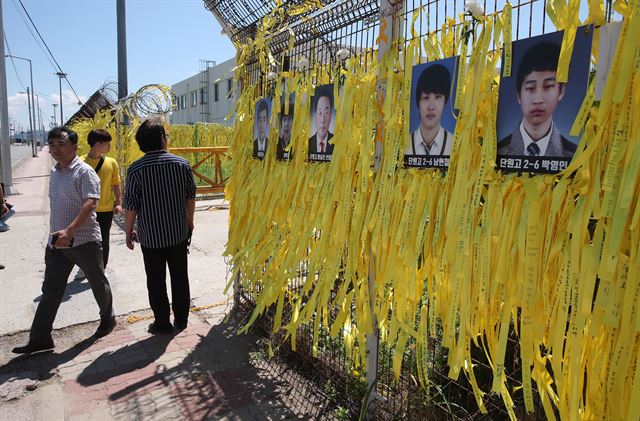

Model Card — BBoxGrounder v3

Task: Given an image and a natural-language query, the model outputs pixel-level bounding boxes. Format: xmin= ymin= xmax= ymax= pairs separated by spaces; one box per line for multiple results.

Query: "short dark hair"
xmin=314 ymin=86 xmax=333 ymax=112
xmin=516 ymin=41 xmax=561 ymax=93
xmin=48 ymin=126 xmax=78 ymax=144
xmin=87 ymin=129 xmax=112 ymax=147
xmin=415 ymin=64 xmax=451 ymax=107
xmin=280 ymin=98 xmax=294 ymax=119
xmin=257 ymin=99 xmax=268 ymax=116
xmin=135 ymin=118 xmax=166 ymax=152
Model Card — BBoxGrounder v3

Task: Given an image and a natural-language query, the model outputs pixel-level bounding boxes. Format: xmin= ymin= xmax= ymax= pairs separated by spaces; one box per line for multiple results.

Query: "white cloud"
xmin=8 ymin=93 xmax=33 ymax=132
xmin=9 ymin=90 xmax=88 ymax=131
xmin=47 ymin=90 xmax=88 ymax=123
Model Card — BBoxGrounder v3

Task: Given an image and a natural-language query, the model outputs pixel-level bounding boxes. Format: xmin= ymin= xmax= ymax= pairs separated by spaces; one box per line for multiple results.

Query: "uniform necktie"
xmin=319 ymin=141 xmax=325 ymax=153
xmin=527 ymin=142 xmax=540 ymax=156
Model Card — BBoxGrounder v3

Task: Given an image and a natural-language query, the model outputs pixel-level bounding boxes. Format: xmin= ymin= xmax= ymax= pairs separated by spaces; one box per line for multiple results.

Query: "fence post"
xmin=365 ymin=0 xmax=404 ymax=418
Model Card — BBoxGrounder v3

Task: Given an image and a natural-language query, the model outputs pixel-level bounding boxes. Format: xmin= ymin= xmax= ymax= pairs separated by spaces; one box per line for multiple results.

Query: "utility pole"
xmin=23 ymin=88 xmax=35 ymax=157
xmin=52 ymin=103 xmax=58 ymax=126
xmin=0 ymin=1 xmax=14 ymax=192
xmin=116 ymin=0 xmax=129 ymax=170
xmin=117 ymin=0 xmax=128 ymax=101
xmin=56 ymin=72 xmax=66 ymax=124
xmin=6 ymin=55 xmax=38 ymax=157
xmin=117 ymin=0 xmax=129 ymax=131
xmin=29 ymin=65 xmax=36 ymax=155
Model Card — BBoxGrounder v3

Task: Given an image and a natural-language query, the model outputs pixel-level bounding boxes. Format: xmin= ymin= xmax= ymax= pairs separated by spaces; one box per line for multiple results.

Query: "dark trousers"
xmin=141 ymin=240 xmax=190 ymax=327
xmin=96 ymin=211 xmax=113 ymax=267
xmin=31 ymin=242 xmax=113 ymax=341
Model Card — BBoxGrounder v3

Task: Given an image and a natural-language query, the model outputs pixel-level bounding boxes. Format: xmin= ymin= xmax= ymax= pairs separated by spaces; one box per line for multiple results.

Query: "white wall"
xmin=169 ymin=57 xmax=237 ymax=126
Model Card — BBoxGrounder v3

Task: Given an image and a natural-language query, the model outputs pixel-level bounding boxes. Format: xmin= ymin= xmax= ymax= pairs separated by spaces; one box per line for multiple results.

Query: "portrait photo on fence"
xmin=308 ymin=84 xmax=335 ymax=163
xmin=277 ymin=93 xmax=295 ymax=161
xmin=404 ymin=56 xmax=459 ymax=169
xmin=253 ymin=98 xmax=271 ymax=160
xmin=496 ymin=26 xmax=593 ymax=174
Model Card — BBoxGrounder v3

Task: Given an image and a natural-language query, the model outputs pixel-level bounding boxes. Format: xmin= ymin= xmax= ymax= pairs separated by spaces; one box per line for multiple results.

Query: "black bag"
xmin=93 ymin=157 xmax=105 ymax=174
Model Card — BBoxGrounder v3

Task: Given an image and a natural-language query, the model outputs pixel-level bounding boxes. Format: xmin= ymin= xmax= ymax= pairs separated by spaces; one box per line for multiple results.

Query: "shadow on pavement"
xmin=0 ymin=336 xmax=97 ymax=384
xmin=107 ymin=308 xmax=335 ymax=420
xmin=77 ymin=333 xmax=172 ymax=387
xmin=33 ymin=277 xmax=92 ymax=304
xmin=0 ymin=307 xmax=336 ymax=419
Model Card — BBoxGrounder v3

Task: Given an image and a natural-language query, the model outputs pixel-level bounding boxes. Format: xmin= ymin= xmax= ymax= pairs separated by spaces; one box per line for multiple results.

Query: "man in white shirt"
xmin=406 ymin=64 xmax=453 ymax=156
xmin=253 ymin=100 xmax=269 ymax=159
xmin=498 ymin=41 xmax=576 ymax=158
xmin=13 ymin=127 xmax=115 ymax=354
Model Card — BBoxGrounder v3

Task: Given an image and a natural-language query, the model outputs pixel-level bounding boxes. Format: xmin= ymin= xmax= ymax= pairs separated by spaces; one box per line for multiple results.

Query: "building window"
xmin=180 ymin=95 xmax=186 ymax=110
xmin=227 ymin=79 xmax=233 ymax=96
xmin=214 ymin=83 xmax=219 ymax=102
xmin=200 ymin=87 xmax=208 ymax=104
xmin=191 ymin=91 xmax=197 ymax=107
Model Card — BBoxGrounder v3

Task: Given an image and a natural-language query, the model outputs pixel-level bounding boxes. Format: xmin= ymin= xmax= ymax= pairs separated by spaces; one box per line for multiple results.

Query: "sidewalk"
xmin=0 ymin=309 xmax=335 ymax=420
xmin=0 ymin=153 xmax=336 ymax=420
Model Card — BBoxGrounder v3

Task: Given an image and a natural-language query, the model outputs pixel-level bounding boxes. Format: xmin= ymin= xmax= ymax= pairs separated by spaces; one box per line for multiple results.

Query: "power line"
xmin=3 ymin=32 xmax=27 ymax=91
xmin=9 ymin=0 xmax=58 ymax=72
xmin=14 ymin=0 xmax=84 ymax=106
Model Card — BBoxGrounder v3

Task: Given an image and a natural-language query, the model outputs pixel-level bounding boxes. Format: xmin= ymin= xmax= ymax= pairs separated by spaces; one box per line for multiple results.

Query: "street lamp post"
xmin=33 ymin=93 xmax=40 ymax=145
xmin=35 ymin=94 xmax=43 ymax=146
xmin=18 ymin=89 xmax=35 ymax=156
xmin=5 ymin=55 xmax=37 ymax=157
xmin=52 ymin=103 xmax=58 ymax=126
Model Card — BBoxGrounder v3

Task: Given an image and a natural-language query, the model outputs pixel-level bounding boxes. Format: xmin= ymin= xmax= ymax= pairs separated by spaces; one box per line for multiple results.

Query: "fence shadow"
xmin=103 ymin=307 xmax=336 ymax=420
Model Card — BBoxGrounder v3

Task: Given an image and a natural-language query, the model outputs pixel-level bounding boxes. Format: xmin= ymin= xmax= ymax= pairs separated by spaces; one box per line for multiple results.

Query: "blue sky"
xmin=4 ymin=0 xmax=236 ymax=132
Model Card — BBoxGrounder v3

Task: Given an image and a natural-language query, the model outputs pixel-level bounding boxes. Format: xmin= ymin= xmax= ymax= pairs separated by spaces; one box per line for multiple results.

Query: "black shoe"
xmin=12 ymin=337 xmax=55 ymax=354
xmin=174 ymin=321 xmax=188 ymax=331
xmin=95 ymin=316 xmax=116 ymax=338
xmin=147 ymin=322 xmax=173 ymax=334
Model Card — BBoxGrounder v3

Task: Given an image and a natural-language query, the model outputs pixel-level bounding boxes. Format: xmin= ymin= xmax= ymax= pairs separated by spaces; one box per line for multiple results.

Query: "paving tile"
xmin=174 ymin=334 xmax=203 ymax=349
xmin=62 ymin=379 xmax=91 ymax=395
xmin=171 ymin=366 xmax=257 ymax=419
xmin=154 ymin=356 xmax=186 ymax=371
xmin=151 ymin=407 xmax=183 ymax=421
xmin=156 ymin=349 xmax=189 ymax=363
xmin=107 ymin=371 xmax=167 ymax=404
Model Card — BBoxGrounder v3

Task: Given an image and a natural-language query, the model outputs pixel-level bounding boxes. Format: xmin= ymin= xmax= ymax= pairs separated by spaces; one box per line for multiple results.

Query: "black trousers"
xmin=32 ymin=242 xmax=113 ymax=340
xmin=96 ymin=211 xmax=113 ymax=268
xmin=141 ymin=240 xmax=190 ymax=327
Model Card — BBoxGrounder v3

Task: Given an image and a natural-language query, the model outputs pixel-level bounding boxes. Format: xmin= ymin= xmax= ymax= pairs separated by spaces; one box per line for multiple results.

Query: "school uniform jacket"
xmin=497 ymin=122 xmax=576 ymax=157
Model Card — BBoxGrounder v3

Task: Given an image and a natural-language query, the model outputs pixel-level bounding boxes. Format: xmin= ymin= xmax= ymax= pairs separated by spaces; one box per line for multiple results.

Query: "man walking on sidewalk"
xmin=73 ymin=129 xmax=122 ymax=280
xmin=124 ymin=118 xmax=196 ymax=334
xmin=13 ymin=127 xmax=116 ymax=354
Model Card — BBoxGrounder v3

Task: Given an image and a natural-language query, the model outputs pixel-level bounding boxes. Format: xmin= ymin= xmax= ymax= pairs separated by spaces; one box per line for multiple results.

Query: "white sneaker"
xmin=73 ymin=268 xmax=86 ymax=281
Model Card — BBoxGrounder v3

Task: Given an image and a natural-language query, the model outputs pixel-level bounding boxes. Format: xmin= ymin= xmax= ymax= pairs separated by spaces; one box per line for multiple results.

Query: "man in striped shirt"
xmin=124 ymin=118 xmax=196 ymax=334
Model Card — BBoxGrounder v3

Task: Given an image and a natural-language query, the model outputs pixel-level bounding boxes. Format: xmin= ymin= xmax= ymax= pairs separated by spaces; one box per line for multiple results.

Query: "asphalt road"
xmin=10 ymin=143 xmax=39 ymax=166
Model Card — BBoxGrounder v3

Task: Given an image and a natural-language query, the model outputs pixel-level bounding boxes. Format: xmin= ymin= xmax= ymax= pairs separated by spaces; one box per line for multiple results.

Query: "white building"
xmin=169 ymin=57 xmax=236 ymax=126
